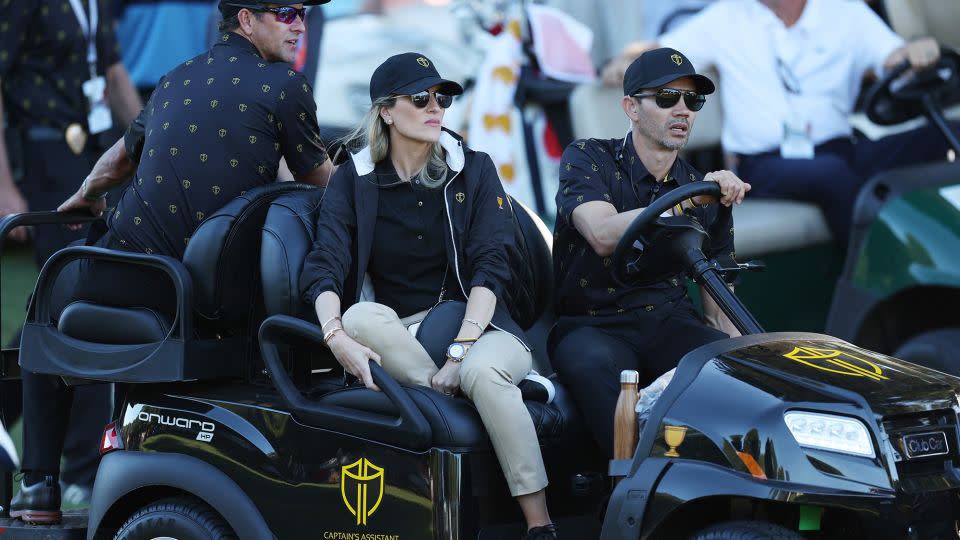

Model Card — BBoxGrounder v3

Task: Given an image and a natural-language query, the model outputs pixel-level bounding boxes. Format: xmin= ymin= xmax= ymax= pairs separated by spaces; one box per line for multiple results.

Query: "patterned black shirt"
xmin=111 ymin=32 xmax=328 ymax=258
xmin=0 ymin=0 xmax=121 ymax=129
xmin=366 ymin=161 xmax=466 ymax=318
xmin=553 ymin=134 xmax=735 ymax=317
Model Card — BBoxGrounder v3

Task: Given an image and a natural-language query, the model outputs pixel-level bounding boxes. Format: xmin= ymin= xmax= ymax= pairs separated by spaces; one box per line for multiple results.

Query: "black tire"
xmin=893 ymin=328 xmax=960 ymax=377
xmin=691 ymin=520 xmax=803 ymax=540
xmin=113 ymin=496 xmax=237 ymax=540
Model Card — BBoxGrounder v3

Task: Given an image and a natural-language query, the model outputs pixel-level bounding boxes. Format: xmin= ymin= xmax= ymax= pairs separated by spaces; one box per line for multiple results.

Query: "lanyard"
xmin=67 ymin=0 xmax=98 ymax=79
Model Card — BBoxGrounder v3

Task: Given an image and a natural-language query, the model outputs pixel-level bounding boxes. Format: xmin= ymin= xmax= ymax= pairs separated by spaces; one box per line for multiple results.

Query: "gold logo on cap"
xmin=417 ymin=57 xmax=430 ymax=68
xmin=671 ymin=54 xmax=683 ymax=66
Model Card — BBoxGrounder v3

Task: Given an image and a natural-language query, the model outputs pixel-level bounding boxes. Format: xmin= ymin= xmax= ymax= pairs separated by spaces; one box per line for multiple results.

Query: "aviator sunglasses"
xmin=633 ymin=88 xmax=706 ymax=111
xmin=402 ymin=90 xmax=454 ymax=109
xmin=225 ymin=4 xmax=306 ymax=24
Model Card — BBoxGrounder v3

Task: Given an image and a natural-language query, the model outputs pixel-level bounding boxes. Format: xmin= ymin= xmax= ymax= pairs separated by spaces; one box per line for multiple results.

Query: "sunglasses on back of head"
xmin=633 ymin=88 xmax=706 ymax=111
xmin=225 ymin=4 xmax=306 ymax=24
xmin=402 ymin=90 xmax=453 ymax=109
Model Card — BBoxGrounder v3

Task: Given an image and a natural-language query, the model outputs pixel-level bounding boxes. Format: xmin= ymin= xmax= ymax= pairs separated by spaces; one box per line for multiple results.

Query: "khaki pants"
xmin=343 ymin=302 xmax=548 ymax=496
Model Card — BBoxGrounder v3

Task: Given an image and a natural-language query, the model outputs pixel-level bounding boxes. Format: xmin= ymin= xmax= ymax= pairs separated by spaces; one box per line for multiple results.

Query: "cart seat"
xmin=19 ymin=183 xmax=314 ymax=383
xmin=259 ymin=189 xmax=586 ymax=451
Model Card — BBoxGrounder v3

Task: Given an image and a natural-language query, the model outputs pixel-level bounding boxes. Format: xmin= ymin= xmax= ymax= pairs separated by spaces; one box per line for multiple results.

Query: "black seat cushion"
xmin=316 ymin=376 xmax=583 ymax=451
xmin=58 ymin=301 xmax=170 ymax=345
xmin=183 ymin=182 xmax=317 ymax=325
xmin=260 ymin=187 xmax=324 ymax=322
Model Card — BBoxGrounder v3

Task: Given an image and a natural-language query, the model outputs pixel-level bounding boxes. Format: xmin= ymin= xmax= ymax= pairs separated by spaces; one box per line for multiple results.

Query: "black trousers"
xmin=20 ymin=230 xmax=175 ymax=480
xmin=550 ymin=298 xmax=728 ymax=458
xmin=12 ymin=137 xmax=107 ymax=486
xmin=737 ymin=123 xmax=955 ymax=247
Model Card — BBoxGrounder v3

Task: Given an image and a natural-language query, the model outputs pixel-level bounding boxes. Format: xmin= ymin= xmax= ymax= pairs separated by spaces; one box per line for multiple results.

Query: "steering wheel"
xmin=863 ymin=48 xmax=960 ymax=126
xmin=611 ymin=181 xmax=722 ymax=287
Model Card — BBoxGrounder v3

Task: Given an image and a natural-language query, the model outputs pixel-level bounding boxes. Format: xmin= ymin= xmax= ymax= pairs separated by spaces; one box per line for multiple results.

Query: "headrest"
xmin=183 ymin=182 xmax=316 ymax=324
xmin=260 ymin=188 xmax=325 ymax=322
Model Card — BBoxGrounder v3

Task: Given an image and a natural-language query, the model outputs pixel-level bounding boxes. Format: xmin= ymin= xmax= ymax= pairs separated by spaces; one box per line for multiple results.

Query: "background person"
xmin=551 ymin=48 xmax=749 ymax=458
xmin=300 ymin=52 xmax=559 ymax=540
xmin=12 ymin=0 xmax=331 ymax=524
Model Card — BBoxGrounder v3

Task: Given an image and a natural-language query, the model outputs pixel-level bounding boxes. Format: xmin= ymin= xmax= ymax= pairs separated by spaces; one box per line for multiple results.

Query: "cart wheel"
xmin=893 ymin=328 xmax=960 ymax=377
xmin=691 ymin=520 xmax=803 ymax=540
xmin=113 ymin=496 xmax=236 ymax=540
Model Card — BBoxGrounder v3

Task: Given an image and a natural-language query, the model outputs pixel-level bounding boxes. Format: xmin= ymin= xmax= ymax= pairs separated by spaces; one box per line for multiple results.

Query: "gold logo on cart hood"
xmin=783 ymin=346 xmax=889 ymax=381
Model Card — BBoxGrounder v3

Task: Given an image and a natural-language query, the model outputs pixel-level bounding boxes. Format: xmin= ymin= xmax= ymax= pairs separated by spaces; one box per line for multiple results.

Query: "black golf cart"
xmin=3 ymin=172 xmax=960 ymax=538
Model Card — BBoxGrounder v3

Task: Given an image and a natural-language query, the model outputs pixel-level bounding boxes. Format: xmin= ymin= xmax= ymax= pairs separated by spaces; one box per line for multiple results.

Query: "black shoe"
xmin=522 ymin=523 xmax=558 ymax=539
xmin=9 ymin=475 xmax=62 ymax=524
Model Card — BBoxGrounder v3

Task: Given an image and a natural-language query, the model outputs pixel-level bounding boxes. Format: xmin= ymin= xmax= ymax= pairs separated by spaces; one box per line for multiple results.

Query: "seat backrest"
xmin=260 ymin=187 xmax=325 ymax=322
xmin=511 ymin=199 xmax=554 ymax=327
xmin=883 ymin=0 xmax=960 ymax=50
xmin=183 ymin=182 xmax=317 ymax=326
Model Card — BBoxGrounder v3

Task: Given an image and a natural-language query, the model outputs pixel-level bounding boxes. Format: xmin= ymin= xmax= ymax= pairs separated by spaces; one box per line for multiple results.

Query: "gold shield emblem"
xmin=340 ymin=458 xmax=384 ymax=526
xmin=230 ymin=159 xmax=239 ymax=168
xmin=417 ymin=56 xmax=430 ymax=68
xmin=783 ymin=346 xmax=889 ymax=381
xmin=188 ymin=124 xmax=198 ymax=133
xmin=200 ymin=153 xmax=208 ymax=162
xmin=232 ymin=77 xmax=240 ymax=85
xmin=671 ymin=54 xmax=683 ymax=66
xmin=219 ymin=129 xmax=227 ymax=138
xmin=249 ymin=135 xmax=257 ymax=144
xmin=455 ymin=192 xmax=465 ymax=203
xmin=262 ymin=84 xmax=271 ymax=93
xmin=210 ymin=100 xmax=218 ymax=108
xmin=168 ymin=204 xmax=177 ymax=214
xmin=211 ymin=185 xmax=221 ymax=195
xmin=497 ymin=196 xmax=504 ymax=210
xmin=239 ymin=103 xmax=247 ymax=112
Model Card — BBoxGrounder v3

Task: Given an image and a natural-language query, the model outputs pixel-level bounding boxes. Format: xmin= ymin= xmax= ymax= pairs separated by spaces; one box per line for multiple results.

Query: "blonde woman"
xmin=300 ymin=53 xmax=558 ymax=540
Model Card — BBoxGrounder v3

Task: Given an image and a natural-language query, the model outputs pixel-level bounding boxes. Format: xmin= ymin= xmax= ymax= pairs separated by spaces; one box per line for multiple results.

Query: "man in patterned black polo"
xmin=550 ymin=48 xmax=750 ymax=458
xmin=0 ymin=0 xmax=142 ymax=508
xmin=12 ymin=1 xmax=331 ymax=523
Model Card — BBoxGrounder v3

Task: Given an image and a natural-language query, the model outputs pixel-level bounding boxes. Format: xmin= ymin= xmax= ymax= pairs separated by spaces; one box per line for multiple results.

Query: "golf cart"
xmin=4 ymin=166 xmax=960 ymax=539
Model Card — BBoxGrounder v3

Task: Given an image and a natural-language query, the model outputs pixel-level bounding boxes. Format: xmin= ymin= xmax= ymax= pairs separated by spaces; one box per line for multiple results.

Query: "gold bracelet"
xmin=320 ymin=315 xmax=341 ymax=332
xmin=323 ymin=327 xmax=344 ymax=345
xmin=454 ymin=337 xmax=478 ymax=343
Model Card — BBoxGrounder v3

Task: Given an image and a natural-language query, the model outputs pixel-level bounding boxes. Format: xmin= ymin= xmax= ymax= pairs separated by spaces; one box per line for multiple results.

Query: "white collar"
xmin=351 ymin=130 xmax=465 ymax=177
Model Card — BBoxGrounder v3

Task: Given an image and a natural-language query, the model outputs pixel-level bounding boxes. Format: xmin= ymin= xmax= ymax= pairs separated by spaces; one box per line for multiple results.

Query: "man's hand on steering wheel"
xmin=692 ymin=170 xmax=751 ymax=208
xmin=887 ymin=37 xmax=941 ymax=72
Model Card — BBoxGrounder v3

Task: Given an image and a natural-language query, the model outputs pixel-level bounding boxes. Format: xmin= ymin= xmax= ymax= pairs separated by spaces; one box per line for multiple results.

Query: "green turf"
xmin=2 ymin=244 xmax=38 ymax=346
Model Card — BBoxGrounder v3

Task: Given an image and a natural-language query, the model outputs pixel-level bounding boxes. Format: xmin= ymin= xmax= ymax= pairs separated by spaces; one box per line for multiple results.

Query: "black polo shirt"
xmin=367 ymin=161 xmax=465 ymax=318
xmin=553 ymin=134 xmax=735 ymax=317
xmin=111 ymin=32 xmax=327 ymax=258
xmin=0 ymin=0 xmax=121 ymax=129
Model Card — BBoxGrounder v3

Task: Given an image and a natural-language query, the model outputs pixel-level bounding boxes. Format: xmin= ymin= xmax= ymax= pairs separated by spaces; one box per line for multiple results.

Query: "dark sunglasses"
xmin=633 ymin=88 xmax=706 ymax=111
xmin=226 ymin=4 xmax=306 ymax=24
xmin=403 ymin=90 xmax=453 ymax=109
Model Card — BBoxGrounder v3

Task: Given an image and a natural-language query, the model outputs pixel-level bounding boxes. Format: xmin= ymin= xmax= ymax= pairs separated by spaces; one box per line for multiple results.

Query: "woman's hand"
xmin=431 ymin=359 xmax=463 ymax=397
xmin=327 ymin=333 xmax=382 ymax=391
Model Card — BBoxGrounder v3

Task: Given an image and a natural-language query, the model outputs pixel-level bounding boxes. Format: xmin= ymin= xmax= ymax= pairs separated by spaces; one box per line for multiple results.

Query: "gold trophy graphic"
xmin=663 ymin=425 xmax=688 ymax=458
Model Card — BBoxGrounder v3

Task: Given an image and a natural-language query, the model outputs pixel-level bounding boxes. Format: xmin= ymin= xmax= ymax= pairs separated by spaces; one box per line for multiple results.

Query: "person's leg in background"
xmin=854 ymin=123 xmax=956 ymax=179
xmin=737 ymin=148 xmax=863 ymax=248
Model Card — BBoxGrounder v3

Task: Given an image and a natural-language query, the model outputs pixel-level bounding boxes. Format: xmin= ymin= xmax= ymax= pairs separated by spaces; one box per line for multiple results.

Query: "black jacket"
xmin=300 ymin=129 xmax=529 ymax=349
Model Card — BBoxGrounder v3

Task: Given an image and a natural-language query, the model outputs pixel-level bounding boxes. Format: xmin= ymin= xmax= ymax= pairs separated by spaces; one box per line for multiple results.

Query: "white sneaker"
xmin=0 ymin=421 xmax=19 ymax=471
xmin=519 ymin=370 xmax=556 ymax=404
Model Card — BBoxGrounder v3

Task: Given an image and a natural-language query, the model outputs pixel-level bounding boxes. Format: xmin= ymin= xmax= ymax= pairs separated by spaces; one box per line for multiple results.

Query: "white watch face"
xmin=448 ymin=343 xmax=466 ymax=359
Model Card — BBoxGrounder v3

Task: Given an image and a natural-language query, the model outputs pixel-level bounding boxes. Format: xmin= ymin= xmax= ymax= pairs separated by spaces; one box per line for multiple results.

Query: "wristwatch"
xmin=446 ymin=342 xmax=468 ymax=363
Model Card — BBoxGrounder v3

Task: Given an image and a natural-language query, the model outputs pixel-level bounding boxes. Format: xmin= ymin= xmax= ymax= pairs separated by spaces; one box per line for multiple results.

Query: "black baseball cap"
xmin=369 ymin=53 xmax=464 ymax=102
xmin=623 ymin=47 xmax=715 ymax=96
xmin=219 ymin=0 xmax=328 ymax=13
